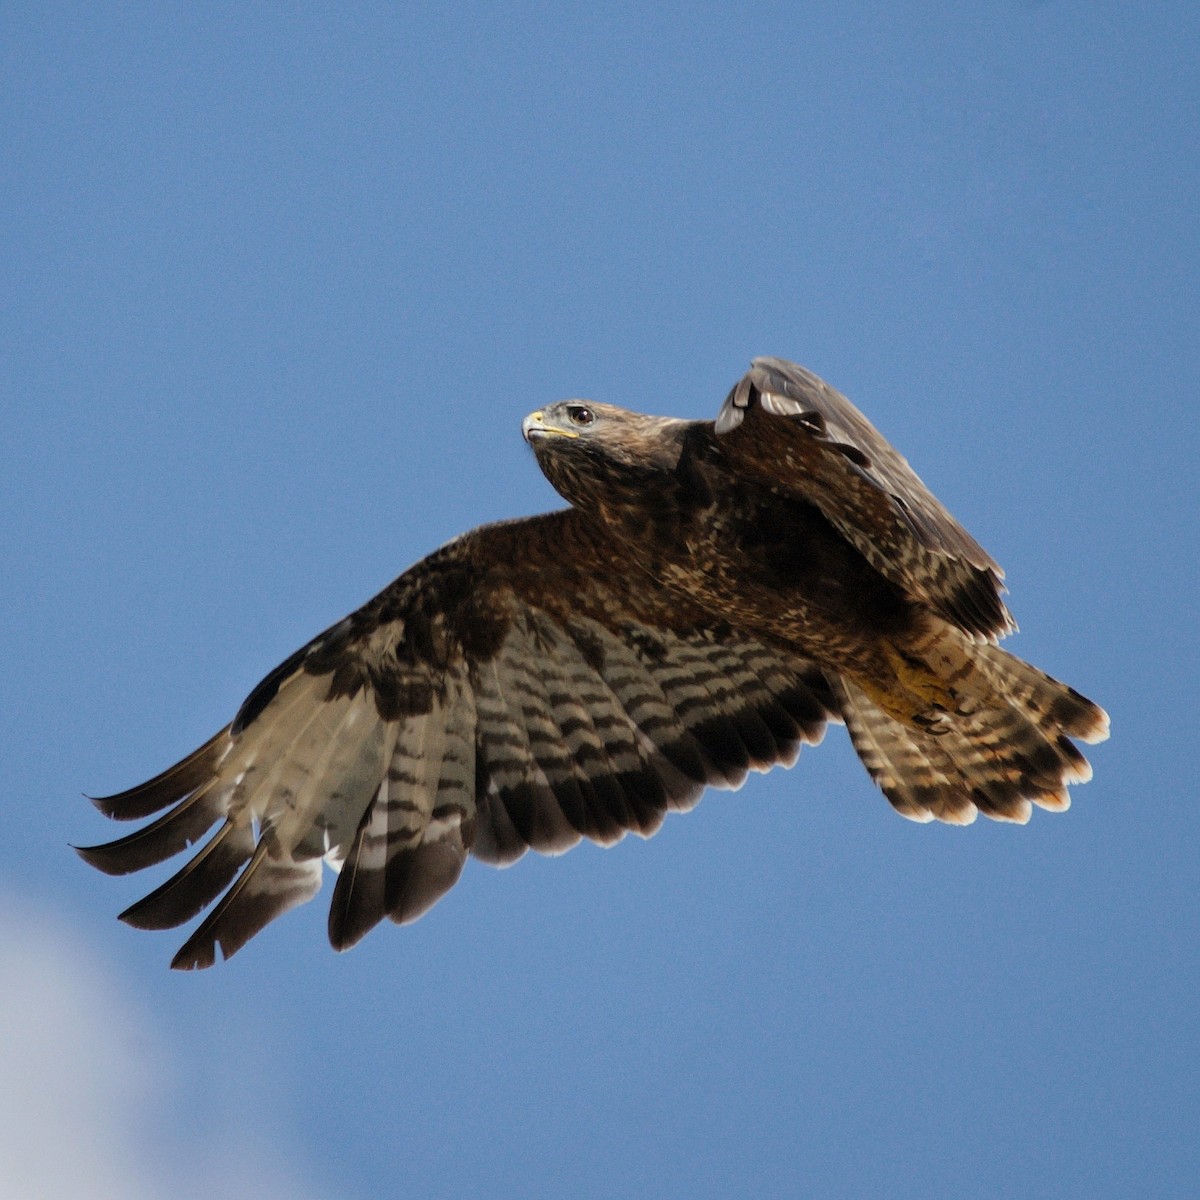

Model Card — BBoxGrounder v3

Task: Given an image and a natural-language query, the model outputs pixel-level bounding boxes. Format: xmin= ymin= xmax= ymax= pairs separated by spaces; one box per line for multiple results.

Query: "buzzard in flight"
xmin=79 ymin=358 xmax=1108 ymax=968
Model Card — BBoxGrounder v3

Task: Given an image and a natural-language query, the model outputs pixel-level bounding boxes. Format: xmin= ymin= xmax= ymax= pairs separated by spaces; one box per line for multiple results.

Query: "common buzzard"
xmin=79 ymin=358 xmax=1108 ymax=969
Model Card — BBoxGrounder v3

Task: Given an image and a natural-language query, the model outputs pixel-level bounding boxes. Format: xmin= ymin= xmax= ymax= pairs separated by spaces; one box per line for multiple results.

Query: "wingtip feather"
xmin=87 ymin=728 xmax=231 ymax=821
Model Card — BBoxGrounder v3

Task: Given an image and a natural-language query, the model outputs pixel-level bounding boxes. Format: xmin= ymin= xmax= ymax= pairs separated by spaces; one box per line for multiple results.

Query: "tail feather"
xmin=837 ymin=639 xmax=1107 ymax=825
xmin=971 ymin=642 xmax=1110 ymax=746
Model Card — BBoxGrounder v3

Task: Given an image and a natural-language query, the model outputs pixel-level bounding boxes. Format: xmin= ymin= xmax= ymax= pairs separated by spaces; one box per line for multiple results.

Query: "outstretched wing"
xmin=78 ymin=509 xmax=836 ymax=969
xmin=714 ymin=357 xmax=1013 ymax=641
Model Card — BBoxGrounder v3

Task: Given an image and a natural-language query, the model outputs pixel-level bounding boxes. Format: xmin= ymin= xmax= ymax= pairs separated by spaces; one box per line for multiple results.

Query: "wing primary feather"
xmin=168 ymin=844 xmax=318 ymax=970
xmin=74 ymin=782 xmax=222 ymax=875
xmin=330 ymin=676 xmax=475 ymax=946
xmin=327 ymin=780 xmax=390 ymax=950
xmin=382 ymin=704 xmax=458 ymax=921
xmin=118 ymin=818 xmax=256 ymax=930
xmin=88 ymin=728 xmax=229 ymax=820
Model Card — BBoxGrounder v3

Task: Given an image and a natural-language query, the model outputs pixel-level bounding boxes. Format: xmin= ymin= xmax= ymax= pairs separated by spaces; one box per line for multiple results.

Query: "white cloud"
xmin=0 ymin=898 xmax=328 ymax=1200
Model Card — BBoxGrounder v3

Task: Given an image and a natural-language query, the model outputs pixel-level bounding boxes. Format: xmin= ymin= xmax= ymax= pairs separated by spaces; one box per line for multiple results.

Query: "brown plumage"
xmin=78 ymin=357 xmax=1108 ymax=968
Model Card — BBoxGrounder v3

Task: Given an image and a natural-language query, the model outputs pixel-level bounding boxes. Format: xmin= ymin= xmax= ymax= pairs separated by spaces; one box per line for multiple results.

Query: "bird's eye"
xmin=566 ymin=404 xmax=595 ymax=427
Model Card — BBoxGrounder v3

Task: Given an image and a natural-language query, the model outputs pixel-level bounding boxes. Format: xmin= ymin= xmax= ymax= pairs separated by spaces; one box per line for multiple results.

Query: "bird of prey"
xmin=78 ymin=357 xmax=1108 ymax=969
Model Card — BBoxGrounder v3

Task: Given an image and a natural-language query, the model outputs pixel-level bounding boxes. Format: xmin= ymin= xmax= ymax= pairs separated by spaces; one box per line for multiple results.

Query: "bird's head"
xmin=522 ymin=400 xmax=690 ymax=516
xmin=521 ymin=399 xmax=609 ymax=446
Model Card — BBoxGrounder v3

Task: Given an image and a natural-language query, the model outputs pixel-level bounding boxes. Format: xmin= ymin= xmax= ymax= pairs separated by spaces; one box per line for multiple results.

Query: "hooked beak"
xmin=522 ymin=410 xmax=579 ymax=443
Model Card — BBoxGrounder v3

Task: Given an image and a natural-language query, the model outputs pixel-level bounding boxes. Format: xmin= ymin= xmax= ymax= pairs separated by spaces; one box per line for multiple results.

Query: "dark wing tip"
xmin=168 ymin=851 xmax=323 ymax=970
xmin=74 ymin=786 xmax=224 ymax=876
xmin=73 ymin=842 xmax=114 ymax=872
xmin=87 ymin=728 xmax=230 ymax=821
xmin=116 ymin=820 xmax=255 ymax=931
xmin=75 ymin=836 xmax=160 ymax=878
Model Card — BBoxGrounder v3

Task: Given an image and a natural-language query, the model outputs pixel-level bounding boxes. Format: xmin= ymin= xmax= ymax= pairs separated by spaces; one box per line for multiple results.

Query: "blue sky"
xmin=2 ymin=4 xmax=1197 ymax=1197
